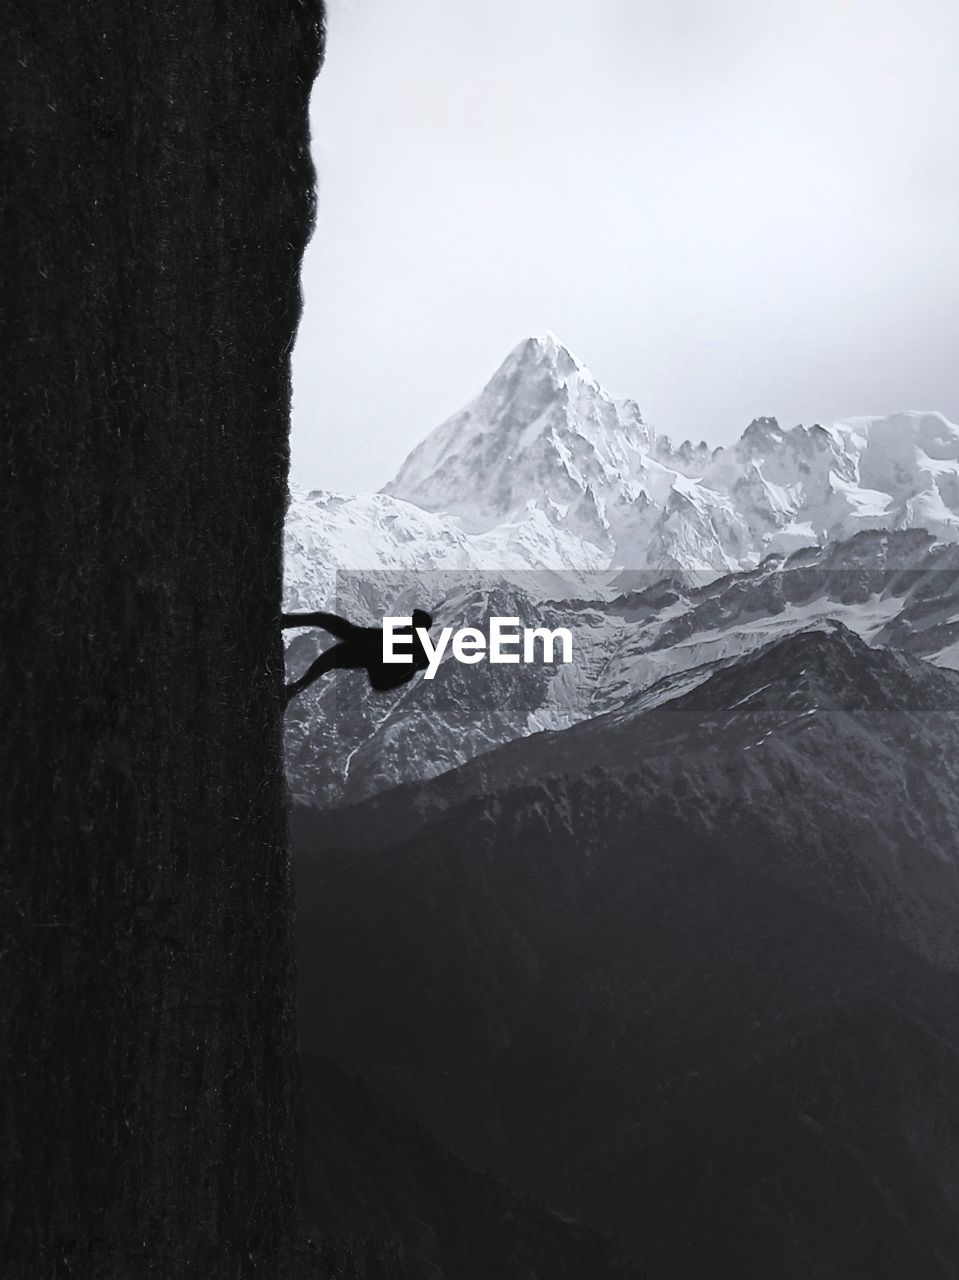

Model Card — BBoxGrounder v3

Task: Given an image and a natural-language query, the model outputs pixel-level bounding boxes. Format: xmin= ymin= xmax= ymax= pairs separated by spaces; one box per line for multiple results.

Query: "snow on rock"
xmin=283 ymin=485 xmax=610 ymax=615
xmin=316 ymin=335 xmax=959 ymax=586
xmin=285 ymin=528 xmax=959 ymax=807
xmin=383 ymin=332 xmax=656 ymax=538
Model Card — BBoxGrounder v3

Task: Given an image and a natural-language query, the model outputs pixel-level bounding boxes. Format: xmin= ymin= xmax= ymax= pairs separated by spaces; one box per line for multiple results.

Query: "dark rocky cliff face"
xmin=2 ymin=5 xmax=324 ymax=1274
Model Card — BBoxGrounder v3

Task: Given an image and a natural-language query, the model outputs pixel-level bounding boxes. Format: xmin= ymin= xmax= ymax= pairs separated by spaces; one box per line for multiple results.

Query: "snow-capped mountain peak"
xmin=513 ymin=330 xmax=590 ymax=381
xmin=290 ymin=336 xmax=959 ymax=608
xmin=383 ymin=332 xmax=656 ymax=539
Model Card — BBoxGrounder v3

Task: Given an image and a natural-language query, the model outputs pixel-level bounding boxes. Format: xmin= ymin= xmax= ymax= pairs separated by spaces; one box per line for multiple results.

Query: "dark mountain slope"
xmin=303 ymin=624 xmax=959 ymax=964
xmin=294 ymin=627 xmax=959 ymax=1276
xmin=300 ymin=1053 xmax=644 ymax=1280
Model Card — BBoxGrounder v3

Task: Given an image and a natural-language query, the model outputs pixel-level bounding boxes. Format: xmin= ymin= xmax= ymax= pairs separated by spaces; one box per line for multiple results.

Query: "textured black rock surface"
xmin=2 ymin=5 xmax=322 ymax=1274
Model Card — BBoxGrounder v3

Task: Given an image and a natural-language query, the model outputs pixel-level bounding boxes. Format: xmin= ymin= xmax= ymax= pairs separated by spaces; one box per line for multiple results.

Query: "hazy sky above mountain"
xmin=291 ymin=0 xmax=959 ymax=492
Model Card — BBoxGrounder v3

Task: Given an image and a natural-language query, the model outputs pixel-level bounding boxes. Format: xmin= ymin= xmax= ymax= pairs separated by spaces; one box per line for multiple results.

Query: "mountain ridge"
xmin=284 ymin=528 xmax=959 ymax=807
xmin=287 ymin=334 xmax=959 ymax=609
xmin=294 ymin=623 xmax=959 ymax=1274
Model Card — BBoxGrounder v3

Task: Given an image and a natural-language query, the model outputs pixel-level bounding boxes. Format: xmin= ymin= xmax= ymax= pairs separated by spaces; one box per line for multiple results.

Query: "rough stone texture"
xmin=1 ymin=4 xmax=324 ymax=1274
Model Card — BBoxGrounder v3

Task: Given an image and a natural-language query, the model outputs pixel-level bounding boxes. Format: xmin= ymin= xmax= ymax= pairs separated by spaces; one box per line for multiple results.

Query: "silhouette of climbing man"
xmin=281 ymin=609 xmax=434 ymax=705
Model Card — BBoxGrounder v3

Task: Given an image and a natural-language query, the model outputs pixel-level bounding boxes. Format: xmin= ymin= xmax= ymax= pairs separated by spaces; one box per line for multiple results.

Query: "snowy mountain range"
xmin=286 ymin=331 xmax=959 ymax=610
xmin=287 ymin=334 xmax=959 ymax=1275
xmin=284 ymin=528 xmax=959 ymax=806
xmin=284 ymin=332 xmax=959 ymax=805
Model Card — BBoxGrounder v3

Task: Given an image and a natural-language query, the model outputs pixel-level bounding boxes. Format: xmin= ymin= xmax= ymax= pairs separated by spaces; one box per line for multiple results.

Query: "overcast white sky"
xmin=291 ymin=0 xmax=959 ymax=492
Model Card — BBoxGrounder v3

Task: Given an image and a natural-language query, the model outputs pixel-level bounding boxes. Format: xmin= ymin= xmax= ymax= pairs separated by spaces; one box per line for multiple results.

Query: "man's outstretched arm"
xmin=280 ymin=610 xmax=357 ymax=639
